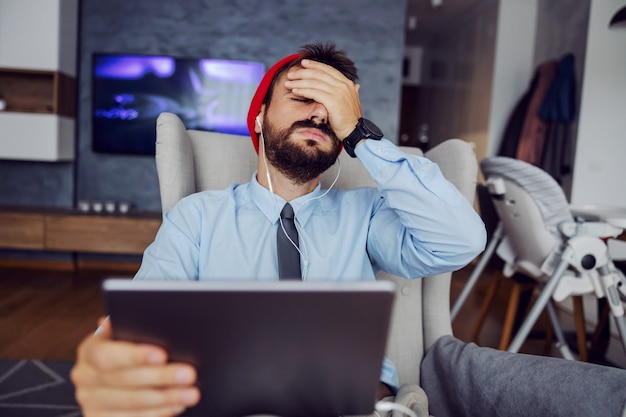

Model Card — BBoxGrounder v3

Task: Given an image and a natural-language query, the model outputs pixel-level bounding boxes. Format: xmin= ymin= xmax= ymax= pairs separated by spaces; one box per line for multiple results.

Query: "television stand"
xmin=0 ymin=206 xmax=161 ymax=270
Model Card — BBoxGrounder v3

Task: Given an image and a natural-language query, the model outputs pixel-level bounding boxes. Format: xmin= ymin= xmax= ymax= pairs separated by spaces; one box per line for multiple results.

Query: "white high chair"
xmin=455 ymin=156 xmax=626 ymax=359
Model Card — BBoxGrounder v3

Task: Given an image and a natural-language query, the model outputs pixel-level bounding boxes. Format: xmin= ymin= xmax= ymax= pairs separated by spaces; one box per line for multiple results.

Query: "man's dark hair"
xmin=263 ymin=41 xmax=358 ymax=107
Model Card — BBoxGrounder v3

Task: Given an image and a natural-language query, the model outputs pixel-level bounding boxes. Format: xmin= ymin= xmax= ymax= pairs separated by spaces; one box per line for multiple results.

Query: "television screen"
xmin=92 ymin=53 xmax=265 ymax=155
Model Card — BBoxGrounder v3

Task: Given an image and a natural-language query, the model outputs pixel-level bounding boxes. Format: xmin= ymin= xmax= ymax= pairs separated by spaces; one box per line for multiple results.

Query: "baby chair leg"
xmin=471 ymin=270 xmax=503 ymax=342
xmin=598 ymin=264 xmax=626 ymax=355
xmin=572 ymin=296 xmax=588 ymax=362
xmin=546 ymin=300 xmax=575 ymax=360
xmin=498 ymin=282 xmax=523 ymax=350
xmin=451 ymin=223 xmax=503 ymax=320
xmin=507 ymin=248 xmax=573 ymax=353
xmin=613 ymin=314 xmax=626 ymax=356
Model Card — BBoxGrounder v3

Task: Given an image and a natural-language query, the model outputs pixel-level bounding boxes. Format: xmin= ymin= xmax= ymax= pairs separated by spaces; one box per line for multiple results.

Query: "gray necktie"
xmin=277 ymin=203 xmax=301 ymax=280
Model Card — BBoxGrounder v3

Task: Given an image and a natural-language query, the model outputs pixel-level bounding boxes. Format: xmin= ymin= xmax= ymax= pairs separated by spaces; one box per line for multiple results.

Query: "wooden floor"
xmin=0 ymin=262 xmax=620 ymax=366
xmin=0 ymin=266 xmax=123 ymax=361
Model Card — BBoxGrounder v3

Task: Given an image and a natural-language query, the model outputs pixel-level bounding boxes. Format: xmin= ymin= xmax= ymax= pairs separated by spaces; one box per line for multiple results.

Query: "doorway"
xmin=400 ymin=0 xmax=498 ymax=155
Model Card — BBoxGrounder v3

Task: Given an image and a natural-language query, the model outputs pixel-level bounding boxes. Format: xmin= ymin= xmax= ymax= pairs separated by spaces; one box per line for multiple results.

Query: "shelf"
xmin=0 ymin=68 xmax=75 ymax=117
xmin=0 ymin=68 xmax=77 ymax=161
xmin=0 ymin=212 xmax=45 ymax=250
xmin=0 ymin=0 xmax=78 ymax=162
xmin=46 ymin=214 xmax=161 ymax=255
xmin=0 ymin=208 xmax=161 ymax=255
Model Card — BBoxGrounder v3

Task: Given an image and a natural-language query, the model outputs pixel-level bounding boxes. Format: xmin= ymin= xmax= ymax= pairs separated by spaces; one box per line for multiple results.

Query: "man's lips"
xmin=296 ymin=127 xmax=328 ymax=143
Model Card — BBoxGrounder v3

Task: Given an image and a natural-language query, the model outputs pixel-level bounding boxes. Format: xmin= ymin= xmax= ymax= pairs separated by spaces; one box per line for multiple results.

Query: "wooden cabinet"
xmin=0 ymin=0 xmax=78 ymax=162
xmin=0 ymin=212 xmax=45 ymax=250
xmin=0 ymin=208 xmax=161 ymax=255
xmin=45 ymin=214 xmax=161 ymax=255
xmin=0 ymin=69 xmax=75 ymax=115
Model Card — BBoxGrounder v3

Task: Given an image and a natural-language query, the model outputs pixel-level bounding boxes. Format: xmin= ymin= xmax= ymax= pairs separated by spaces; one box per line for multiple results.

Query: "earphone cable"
xmin=258 ymin=117 xmax=342 ymax=279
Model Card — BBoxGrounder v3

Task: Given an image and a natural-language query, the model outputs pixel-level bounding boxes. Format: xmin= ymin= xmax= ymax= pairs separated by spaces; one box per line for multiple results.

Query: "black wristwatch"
xmin=342 ymin=118 xmax=384 ymax=158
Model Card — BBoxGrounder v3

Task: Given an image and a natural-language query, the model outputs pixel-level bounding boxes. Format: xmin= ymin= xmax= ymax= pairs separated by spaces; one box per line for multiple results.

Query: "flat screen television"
xmin=92 ymin=53 xmax=265 ymax=155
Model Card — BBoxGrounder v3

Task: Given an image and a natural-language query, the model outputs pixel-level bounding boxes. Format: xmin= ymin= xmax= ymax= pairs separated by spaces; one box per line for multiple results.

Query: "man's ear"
xmin=254 ymin=105 xmax=266 ymax=134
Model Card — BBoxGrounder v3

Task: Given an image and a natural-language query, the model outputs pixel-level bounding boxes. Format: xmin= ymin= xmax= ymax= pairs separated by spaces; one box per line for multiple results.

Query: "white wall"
xmin=570 ymin=0 xmax=626 ymax=206
xmin=486 ymin=0 xmax=538 ymax=157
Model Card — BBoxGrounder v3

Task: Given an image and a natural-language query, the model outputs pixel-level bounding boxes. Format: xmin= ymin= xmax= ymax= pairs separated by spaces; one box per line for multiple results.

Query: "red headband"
xmin=247 ymin=53 xmax=303 ymax=153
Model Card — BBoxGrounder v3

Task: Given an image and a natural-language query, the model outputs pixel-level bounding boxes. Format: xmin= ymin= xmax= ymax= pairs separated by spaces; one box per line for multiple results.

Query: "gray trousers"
xmin=421 ymin=335 xmax=626 ymax=417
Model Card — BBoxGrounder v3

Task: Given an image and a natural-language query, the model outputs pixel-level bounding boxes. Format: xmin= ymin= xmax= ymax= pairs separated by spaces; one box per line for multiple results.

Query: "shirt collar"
xmin=248 ymin=171 xmax=325 ymax=226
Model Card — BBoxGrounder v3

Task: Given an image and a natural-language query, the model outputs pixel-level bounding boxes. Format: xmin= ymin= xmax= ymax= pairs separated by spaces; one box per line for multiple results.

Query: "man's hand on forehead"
xmin=284 ymin=59 xmax=362 ymax=140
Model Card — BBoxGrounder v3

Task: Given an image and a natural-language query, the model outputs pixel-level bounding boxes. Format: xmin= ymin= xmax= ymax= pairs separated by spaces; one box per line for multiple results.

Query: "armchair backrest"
xmin=155 ymin=112 xmax=479 ymax=386
xmin=156 ymin=112 xmax=257 ymax=212
xmin=480 ymin=156 xmax=572 ymax=277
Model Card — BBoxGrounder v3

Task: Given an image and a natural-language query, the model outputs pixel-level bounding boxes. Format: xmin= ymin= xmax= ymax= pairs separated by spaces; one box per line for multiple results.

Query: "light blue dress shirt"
xmin=135 ymin=138 xmax=487 ymax=391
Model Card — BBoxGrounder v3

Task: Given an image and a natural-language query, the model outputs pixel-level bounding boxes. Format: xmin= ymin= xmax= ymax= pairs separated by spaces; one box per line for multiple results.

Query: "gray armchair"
xmin=154 ymin=111 xmax=474 ymax=385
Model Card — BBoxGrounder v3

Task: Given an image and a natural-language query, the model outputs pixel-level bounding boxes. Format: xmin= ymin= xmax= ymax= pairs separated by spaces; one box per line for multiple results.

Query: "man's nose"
xmin=307 ymin=102 xmax=328 ymax=124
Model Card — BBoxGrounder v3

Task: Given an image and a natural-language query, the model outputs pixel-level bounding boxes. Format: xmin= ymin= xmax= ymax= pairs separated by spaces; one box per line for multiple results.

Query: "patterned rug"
xmin=0 ymin=359 xmax=80 ymax=417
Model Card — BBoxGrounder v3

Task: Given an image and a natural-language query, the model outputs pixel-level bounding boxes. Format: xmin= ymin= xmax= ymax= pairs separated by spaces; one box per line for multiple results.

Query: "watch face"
xmin=362 ymin=119 xmax=383 ymax=138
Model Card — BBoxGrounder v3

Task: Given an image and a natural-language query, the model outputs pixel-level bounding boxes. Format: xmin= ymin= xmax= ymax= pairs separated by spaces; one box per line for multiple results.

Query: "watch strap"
xmin=342 ymin=122 xmax=365 ymax=158
xmin=342 ymin=118 xmax=383 ymax=158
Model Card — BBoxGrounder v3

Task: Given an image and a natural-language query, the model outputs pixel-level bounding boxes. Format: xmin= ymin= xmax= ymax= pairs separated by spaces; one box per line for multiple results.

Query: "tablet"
xmin=102 ymin=279 xmax=396 ymax=417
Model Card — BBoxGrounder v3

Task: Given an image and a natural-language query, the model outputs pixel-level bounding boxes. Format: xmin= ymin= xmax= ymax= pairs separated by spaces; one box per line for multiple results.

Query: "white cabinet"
xmin=0 ymin=113 xmax=74 ymax=161
xmin=0 ymin=0 xmax=78 ymax=161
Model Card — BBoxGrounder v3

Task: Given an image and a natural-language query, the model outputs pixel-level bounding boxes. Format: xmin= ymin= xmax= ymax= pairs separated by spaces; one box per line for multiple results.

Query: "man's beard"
xmin=262 ymin=117 xmax=341 ymax=185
